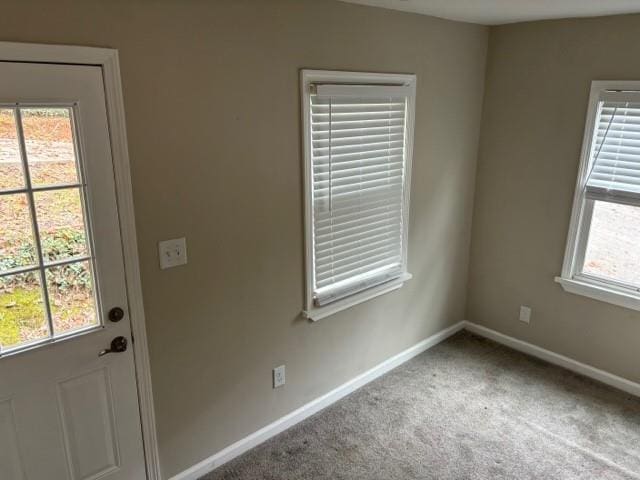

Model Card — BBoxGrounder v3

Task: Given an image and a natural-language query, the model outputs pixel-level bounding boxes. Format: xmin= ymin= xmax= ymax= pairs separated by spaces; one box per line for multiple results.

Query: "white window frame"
xmin=301 ymin=70 xmax=416 ymax=321
xmin=556 ymin=80 xmax=640 ymax=312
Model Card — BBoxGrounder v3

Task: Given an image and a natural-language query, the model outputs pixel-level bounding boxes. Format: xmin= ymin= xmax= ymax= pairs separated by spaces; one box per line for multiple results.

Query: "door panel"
xmin=0 ymin=62 xmax=146 ymax=479
xmin=0 ymin=398 xmax=25 ymax=480
xmin=57 ymin=368 xmax=119 ymax=480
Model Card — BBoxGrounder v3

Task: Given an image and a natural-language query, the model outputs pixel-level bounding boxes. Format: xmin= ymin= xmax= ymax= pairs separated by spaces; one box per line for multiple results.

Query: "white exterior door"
xmin=0 ymin=62 xmax=146 ymax=479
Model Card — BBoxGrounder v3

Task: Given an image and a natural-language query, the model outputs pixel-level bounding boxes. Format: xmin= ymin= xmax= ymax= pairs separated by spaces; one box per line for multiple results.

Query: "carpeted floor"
xmin=202 ymin=331 xmax=640 ymax=480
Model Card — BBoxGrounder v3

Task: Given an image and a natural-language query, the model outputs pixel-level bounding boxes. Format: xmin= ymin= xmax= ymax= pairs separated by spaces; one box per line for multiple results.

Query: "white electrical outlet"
xmin=158 ymin=237 xmax=188 ymax=269
xmin=273 ymin=365 xmax=285 ymax=388
xmin=519 ymin=305 xmax=532 ymax=324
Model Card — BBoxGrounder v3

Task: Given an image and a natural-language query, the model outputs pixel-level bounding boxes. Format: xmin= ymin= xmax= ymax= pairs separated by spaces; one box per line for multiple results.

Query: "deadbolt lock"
xmin=108 ymin=307 xmax=125 ymax=323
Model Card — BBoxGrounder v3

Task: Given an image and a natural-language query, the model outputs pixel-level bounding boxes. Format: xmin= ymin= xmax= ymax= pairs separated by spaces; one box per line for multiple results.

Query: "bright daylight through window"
xmin=0 ymin=107 xmax=98 ymax=355
xmin=302 ymin=71 xmax=416 ymax=320
xmin=559 ymin=82 xmax=640 ymax=307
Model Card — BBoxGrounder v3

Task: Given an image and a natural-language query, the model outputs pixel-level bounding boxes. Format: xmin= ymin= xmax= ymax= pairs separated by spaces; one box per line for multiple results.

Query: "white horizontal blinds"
xmin=586 ymin=94 xmax=640 ymax=205
xmin=310 ymin=84 xmax=409 ymax=306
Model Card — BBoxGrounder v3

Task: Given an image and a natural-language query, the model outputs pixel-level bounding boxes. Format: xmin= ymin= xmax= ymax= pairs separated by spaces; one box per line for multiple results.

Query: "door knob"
xmin=99 ymin=336 xmax=128 ymax=357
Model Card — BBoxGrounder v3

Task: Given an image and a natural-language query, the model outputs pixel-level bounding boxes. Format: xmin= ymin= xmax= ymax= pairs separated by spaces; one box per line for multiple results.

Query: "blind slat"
xmin=313 ymin=147 xmax=404 ymax=164
xmin=314 ymin=161 xmax=404 ymax=178
xmin=315 ymin=193 xmax=403 ymax=222
xmin=313 ymin=135 xmax=404 ymax=149
xmin=315 ymin=230 xmax=398 ymax=258
xmin=313 ymin=154 xmax=403 ymax=167
xmin=314 ymin=139 xmax=404 ymax=153
xmin=316 ymin=257 xmax=402 ymax=287
xmin=315 ymin=218 xmax=402 ymax=245
xmin=314 ymin=220 xmax=402 ymax=251
xmin=312 ymin=102 xmax=405 ymax=111
xmin=314 ymin=181 xmax=403 ymax=203
xmin=315 ymin=206 xmax=401 ymax=233
xmin=314 ymin=191 xmax=403 ymax=216
xmin=314 ymin=170 xmax=404 ymax=192
xmin=316 ymin=247 xmax=402 ymax=277
xmin=315 ymin=236 xmax=400 ymax=263
xmin=312 ymin=118 xmax=404 ymax=132
xmin=312 ymin=126 xmax=404 ymax=140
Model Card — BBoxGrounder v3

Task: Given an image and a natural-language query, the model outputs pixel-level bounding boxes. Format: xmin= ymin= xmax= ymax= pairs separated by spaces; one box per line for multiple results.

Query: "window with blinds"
xmin=301 ymin=71 xmax=416 ymax=319
xmin=558 ymin=84 xmax=640 ymax=302
xmin=586 ymin=99 xmax=640 ymax=204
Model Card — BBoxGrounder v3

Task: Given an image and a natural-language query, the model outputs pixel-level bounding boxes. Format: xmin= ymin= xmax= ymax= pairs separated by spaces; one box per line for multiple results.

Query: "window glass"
xmin=0 ymin=108 xmax=25 ymax=191
xmin=22 ymin=108 xmax=79 ymax=186
xmin=582 ymin=201 xmax=640 ymax=287
xmin=0 ymin=272 xmax=48 ymax=351
xmin=0 ymin=107 xmax=98 ymax=355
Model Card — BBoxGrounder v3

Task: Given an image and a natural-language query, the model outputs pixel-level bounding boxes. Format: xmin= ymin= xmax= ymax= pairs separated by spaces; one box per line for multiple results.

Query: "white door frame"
xmin=0 ymin=42 xmax=161 ymax=480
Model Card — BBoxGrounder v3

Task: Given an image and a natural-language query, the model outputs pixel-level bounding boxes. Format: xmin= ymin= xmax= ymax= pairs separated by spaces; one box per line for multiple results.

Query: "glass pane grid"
xmin=0 ymin=106 xmax=99 ymax=355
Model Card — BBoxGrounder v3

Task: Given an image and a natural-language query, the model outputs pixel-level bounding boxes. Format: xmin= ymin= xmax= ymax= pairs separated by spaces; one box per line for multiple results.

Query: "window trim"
xmin=557 ymin=80 xmax=640 ymax=311
xmin=300 ymin=69 xmax=416 ymax=321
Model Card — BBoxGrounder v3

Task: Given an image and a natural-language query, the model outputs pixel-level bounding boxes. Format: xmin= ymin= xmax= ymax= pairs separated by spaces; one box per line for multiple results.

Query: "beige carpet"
xmin=202 ymin=331 xmax=640 ymax=479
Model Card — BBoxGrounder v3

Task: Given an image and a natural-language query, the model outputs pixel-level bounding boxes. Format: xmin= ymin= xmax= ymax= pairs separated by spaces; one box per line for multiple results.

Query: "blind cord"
xmin=329 ymin=98 xmax=333 ymax=213
xmin=584 ymin=104 xmax=618 ymax=190
xmin=328 ymin=98 xmax=335 ymax=284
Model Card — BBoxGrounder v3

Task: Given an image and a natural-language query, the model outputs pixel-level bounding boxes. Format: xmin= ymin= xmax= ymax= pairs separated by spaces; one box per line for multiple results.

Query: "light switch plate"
xmin=158 ymin=237 xmax=187 ymax=269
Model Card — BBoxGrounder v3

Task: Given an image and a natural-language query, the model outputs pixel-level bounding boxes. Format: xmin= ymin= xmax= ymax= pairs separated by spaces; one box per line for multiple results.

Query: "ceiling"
xmin=337 ymin=0 xmax=640 ymax=25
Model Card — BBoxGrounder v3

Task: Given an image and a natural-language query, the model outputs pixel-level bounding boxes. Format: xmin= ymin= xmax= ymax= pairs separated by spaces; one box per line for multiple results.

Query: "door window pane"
xmin=0 ymin=194 xmax=37 ymax=271
xmin=0 ymin=109 xmax=24 ymax=191
xmin=0 ymin=104 xmax=100 ymax=355
xmin=34 ymin=188 xmax=88 ymax=262
xmin=582 ymin=201 xmax=640 ymax=287
xmin=46 ymin=261 xmax=97 ymax=336
xmin=0 ymin=272 xmax=48 ymax=350
xmin=21 ymin=108 xmax=79 ymax=186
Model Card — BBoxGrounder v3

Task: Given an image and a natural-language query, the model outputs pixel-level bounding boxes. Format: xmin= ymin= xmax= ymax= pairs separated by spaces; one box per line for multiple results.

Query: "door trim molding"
xmin=0 ymin=42 xmax=161 ymax=480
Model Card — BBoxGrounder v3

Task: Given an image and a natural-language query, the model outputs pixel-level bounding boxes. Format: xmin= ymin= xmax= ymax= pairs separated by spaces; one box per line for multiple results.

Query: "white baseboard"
xmin=170 ymin=319 xmax=639 ymax=480
xmin=463 ymin=321 xmax=640 ymax=398
xmin=169 ymin=321 xmax=465 ymax=480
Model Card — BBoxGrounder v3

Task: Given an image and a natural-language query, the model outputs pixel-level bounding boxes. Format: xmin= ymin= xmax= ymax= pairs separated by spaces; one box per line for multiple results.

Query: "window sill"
xmin=555 ymin=276 xmax=640 ymax=312
xmin=304 ymin=273 xmax=412 ymax=321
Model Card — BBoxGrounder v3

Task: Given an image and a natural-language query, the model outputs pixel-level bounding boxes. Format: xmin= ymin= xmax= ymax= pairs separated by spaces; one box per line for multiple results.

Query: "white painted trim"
xmin=560 ymin=81 xmax=604 ymax=280
xmin=169 ymin=321 xmax=465 ymax=480
xmin=304 ymin=273 xmax=412 ymax=321
xmin=463 ymin=321 xmax=640 ymax=397
xmin=555 ymin=276 xmax=640 ymax=312
xmin=300 ymin=69 xmax=416 ymax=321
xmin=0 ymin=42 xmax=161 ymax=480
xmin=101 ymin=50 xmax=162 ymax=480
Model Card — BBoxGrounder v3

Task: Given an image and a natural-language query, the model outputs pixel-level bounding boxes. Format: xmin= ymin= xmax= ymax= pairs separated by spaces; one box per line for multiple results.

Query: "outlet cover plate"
xmin=159 ymin=237 xmax=188 ymax=269
xmin=519 ymin=305 xmax=531 ymax=324
xmin=273 ymin=365 xmax=285 ymax=388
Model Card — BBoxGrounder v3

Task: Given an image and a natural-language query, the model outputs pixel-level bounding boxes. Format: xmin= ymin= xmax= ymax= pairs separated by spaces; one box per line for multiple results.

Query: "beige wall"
xmin=468 ymin=15 xmax=640 ymax=385
xmin=0 ymin=1 xmax=487 ymax=476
